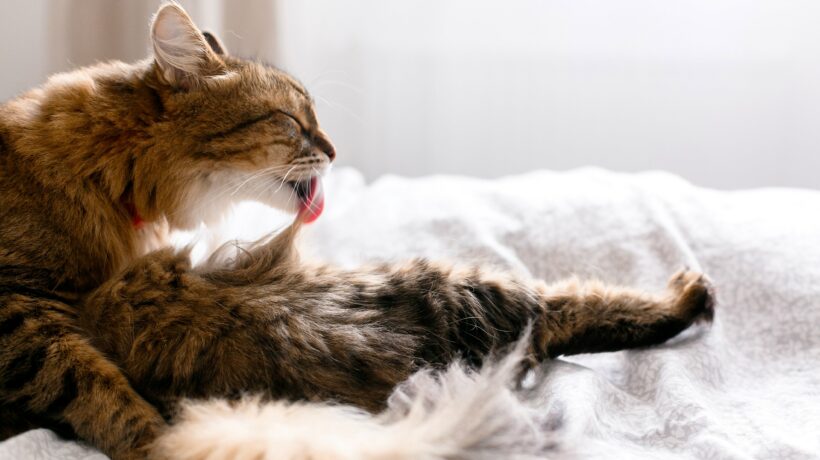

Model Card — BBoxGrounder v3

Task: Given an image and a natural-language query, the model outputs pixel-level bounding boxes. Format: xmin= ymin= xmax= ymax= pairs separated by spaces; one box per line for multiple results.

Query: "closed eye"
xmin=203 ymin=111 xmax=276 ymax=141
xmin=203 ymin=110 xmax=305 ymax=143
xmin=275 ymin=110 xmax=306 ymax=134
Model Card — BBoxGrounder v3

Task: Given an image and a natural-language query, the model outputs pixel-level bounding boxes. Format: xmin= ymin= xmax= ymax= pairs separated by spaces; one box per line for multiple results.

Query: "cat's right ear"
xmin=151 ymin=3 xmax=224 ymax=88
xmin=202 ymin=32 xmax=227 ymax=56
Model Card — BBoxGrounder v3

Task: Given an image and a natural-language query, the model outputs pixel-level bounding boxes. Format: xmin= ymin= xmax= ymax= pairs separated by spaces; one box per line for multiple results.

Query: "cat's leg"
xmin=318 ymin=262 xmax=715 ymax=361
xmin=213 ymin=226 xmax=715 ymax=363
xmin=0 ymin=295 xmax=166 ymax=460
xmin=535 ymin=268 xmax=715 ymax=357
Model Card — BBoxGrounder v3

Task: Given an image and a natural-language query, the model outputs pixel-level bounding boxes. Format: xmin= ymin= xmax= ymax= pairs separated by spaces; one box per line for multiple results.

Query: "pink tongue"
xmin=297 ymin=177 xmax=325 ymax=224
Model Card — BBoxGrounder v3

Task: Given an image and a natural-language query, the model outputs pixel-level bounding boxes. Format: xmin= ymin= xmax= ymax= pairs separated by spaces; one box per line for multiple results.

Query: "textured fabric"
xmin=0 ymin=428 xmax=107 ymax=460
xmin=3 ymin=167 xmax=819 ymax=459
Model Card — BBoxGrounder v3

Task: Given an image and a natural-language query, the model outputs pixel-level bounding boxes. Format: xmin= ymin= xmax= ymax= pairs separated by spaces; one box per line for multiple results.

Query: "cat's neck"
xmin=4 ymin=60 xmax=159 ymax=203
xmin=0 ymin=60 xmax=165 ymax=283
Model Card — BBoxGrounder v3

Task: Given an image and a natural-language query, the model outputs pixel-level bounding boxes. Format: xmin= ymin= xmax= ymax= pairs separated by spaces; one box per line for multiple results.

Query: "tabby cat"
xmin=0 ymin=4 xmax=715 ymax=459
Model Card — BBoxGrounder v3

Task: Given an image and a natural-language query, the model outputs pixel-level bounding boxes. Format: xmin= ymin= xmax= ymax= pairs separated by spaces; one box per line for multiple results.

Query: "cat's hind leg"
xmin=538 ymin=269 xmax=715 ymax=357
xmin=0 ymin=295 xmax=166 ymax=460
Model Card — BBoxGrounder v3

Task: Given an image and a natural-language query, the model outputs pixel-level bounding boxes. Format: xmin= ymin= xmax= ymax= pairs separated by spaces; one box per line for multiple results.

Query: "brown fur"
xmin=0 ymin=4 xmax=715 ymax=459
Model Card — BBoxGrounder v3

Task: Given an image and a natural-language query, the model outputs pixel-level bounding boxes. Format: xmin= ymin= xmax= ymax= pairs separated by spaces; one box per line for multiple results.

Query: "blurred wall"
xmin=2 ymin=0 xmax=819 ymax=190
xmin=0 ymin=1 xmax=50 ymax=101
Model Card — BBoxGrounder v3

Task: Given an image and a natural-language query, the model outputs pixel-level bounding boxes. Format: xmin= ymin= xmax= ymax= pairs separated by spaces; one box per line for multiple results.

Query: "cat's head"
xmin=136 ymin=3 xmax=334 ymax=229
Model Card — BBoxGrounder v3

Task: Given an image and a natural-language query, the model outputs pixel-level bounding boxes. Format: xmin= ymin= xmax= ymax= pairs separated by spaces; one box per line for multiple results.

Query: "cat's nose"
xmin=324 ymin=143 xmax=336 ymax=162
xmin=315 ymin=129 xmax=336 ymax=162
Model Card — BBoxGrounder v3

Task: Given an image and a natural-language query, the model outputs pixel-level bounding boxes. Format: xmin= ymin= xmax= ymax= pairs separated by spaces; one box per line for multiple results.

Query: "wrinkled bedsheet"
xmin=3 ymin=167 xmax=819 ymax=459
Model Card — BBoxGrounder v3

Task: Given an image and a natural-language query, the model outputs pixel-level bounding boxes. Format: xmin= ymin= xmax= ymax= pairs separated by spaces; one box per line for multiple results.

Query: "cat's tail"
xmin=151 ymin=338 xmax=558 ymax=460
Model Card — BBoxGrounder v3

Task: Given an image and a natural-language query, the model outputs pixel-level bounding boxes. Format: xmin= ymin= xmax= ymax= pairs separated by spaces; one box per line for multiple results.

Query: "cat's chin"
xmin=168 ymin=171 xmax=326 ymax=231
xmin=231 ymin=176 xmax=325 ymax=224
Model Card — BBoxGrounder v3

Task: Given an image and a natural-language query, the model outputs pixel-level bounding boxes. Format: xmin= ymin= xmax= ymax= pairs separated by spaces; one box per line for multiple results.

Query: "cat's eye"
xmin=276 ymin=110 xmax=305 ymax=135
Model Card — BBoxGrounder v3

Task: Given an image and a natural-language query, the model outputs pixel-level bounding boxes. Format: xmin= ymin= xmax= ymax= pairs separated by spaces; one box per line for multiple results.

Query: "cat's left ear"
xmin=151 ymin=4 xmax=224 ymax=88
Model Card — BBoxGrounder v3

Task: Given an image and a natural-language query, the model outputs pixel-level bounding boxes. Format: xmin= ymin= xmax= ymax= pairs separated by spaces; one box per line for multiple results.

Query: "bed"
xmin=3 ymin=167 xmax=819 ymax=459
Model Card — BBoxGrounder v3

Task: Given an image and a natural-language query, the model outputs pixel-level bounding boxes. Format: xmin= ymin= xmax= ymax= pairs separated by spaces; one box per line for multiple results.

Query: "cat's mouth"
xmin=289 ymin=176 xmax=324 ymax=223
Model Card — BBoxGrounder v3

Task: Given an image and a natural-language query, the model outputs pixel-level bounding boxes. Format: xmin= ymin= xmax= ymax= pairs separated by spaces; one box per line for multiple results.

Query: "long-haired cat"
xmin=0 ymin=4 xmax=714 ymax=459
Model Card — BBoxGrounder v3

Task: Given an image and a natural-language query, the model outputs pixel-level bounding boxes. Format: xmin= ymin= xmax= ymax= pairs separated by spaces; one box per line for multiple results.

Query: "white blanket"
xmin=3 ymin=167 xmax=820 ymax=459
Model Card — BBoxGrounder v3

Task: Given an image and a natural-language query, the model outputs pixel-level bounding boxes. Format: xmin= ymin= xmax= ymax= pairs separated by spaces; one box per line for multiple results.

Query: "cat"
xmin=0 ymin=3 xmax=715 ymax=459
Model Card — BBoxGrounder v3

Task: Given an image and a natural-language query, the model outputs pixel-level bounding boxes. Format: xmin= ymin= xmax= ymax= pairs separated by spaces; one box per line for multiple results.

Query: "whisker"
xmin=311 ymin=79 xmax=364 ymax=95
xmin=273 ymin=165 xmax=298 ymax=194
xmin=229 ymin=167 xmax=280 ymax=197
xmin=305 ymin=166 xmax=323 ymax=213
xmin=168 ymin=164 xmax=297 ymax=221
xmin=309 ymin=70 xmax=353 ymax=87
xmin=314 ymin=94 xmax=364 ymax=124
xmin=250 ymin=165 xmax=304 ymax=205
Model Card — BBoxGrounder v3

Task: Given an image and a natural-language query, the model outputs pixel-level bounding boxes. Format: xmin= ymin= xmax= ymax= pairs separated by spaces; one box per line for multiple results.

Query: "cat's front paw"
xmin=666 ymin=268 xmax=716 ymax=323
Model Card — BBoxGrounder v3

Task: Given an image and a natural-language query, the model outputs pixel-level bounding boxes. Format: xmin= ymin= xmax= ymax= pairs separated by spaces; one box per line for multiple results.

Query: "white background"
xmin=2 ymin=0 xmax=819 ymax=189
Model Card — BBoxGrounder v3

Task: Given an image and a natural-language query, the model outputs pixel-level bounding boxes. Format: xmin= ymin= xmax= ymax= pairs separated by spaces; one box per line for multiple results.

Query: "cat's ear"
xmin=202 ymin=31 xmax=227 ymax=56
xmin=150 ymin=3 xmax=223 ymax=88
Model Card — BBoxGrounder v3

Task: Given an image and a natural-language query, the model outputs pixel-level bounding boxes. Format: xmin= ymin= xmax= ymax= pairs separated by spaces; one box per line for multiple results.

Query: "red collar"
xmin=122 ymin=200 xmax=145 ymax=230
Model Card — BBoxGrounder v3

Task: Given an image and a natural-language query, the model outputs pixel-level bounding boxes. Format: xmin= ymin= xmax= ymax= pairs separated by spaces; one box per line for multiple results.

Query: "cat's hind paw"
xmin=667 ymin=268 xmax=716 ymax=323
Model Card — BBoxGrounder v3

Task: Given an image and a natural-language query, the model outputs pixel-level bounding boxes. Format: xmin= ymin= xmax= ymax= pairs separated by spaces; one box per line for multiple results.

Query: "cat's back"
xmin=0 ymin=115 xmax=31 ymax=230
xmin=0 ymin=64 xmax=150 ymax=294
xmin=0 ymin=120 xmax=62 ymax=285
xmin=0 ymin=95 xmax=97 ymax=295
